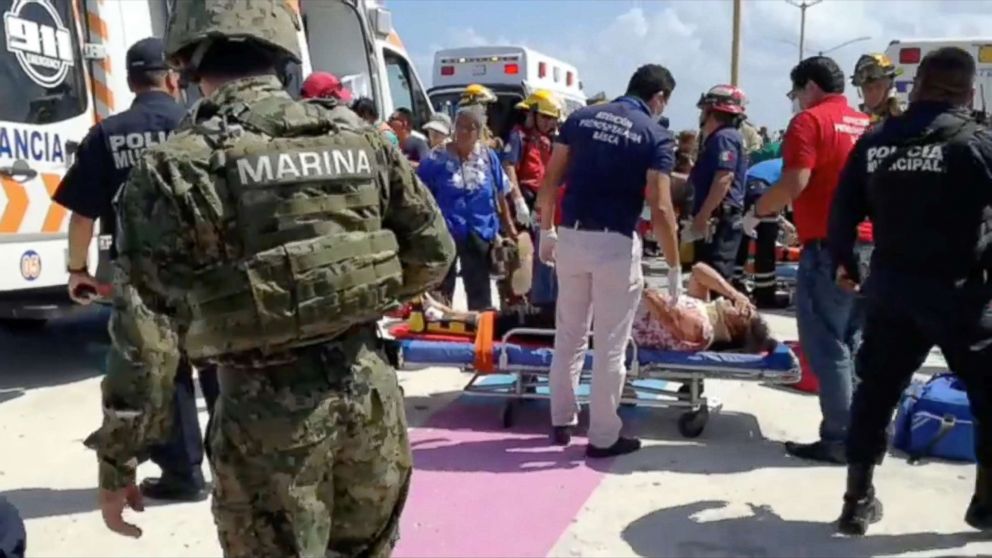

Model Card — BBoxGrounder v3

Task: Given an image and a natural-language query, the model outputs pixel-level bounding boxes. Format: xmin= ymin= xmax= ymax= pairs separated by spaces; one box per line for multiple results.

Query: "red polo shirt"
xmin=782 ymin=95 xmax=869 ymax=243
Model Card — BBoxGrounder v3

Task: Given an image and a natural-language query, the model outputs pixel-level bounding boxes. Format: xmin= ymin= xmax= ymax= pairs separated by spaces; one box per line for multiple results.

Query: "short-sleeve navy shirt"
xmin=689 ymin=125 xmax=747 ymax=213
xmin=557 ymin=96 xmax=675 ymax=236
xmin=52 ymin=91 xmax=185 ymax=247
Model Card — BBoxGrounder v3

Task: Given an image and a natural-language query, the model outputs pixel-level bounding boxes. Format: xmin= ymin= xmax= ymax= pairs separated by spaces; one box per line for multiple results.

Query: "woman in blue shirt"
xmin=417 ymin=105 xmax=516 ymax=310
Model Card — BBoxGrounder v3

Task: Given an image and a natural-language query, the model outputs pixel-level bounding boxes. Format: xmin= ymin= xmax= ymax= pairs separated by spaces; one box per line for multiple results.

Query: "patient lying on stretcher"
xmin=416 ymin=262 xmax=773 ymax=353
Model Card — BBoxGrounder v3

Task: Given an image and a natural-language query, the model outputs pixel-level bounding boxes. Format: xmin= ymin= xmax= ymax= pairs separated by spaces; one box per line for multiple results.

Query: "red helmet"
xmin=697 ymin=84 xmax=747 ymax=115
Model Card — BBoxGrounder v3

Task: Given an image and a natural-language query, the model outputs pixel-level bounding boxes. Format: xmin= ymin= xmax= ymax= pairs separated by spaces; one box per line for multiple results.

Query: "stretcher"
xmin=390 ymin=324 xmax=800 ymax=438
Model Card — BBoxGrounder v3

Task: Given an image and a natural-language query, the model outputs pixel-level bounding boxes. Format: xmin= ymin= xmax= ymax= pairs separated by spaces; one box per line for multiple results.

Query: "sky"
xmin=387 ymin=0 xmax=992 ymax=132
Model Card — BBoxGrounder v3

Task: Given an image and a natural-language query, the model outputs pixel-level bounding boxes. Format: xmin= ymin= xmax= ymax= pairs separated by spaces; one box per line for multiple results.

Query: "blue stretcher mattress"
xmin=777 ymin=263 xmax=798 ymax=282
xmin=397 ymin=338 xmax=797 ymax=372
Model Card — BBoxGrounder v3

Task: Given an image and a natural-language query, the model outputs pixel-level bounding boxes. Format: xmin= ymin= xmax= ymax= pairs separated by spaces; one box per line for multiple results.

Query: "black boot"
xmin=965 ymin=466 xmax=992 ymax=529
xmin=550 ymin=426 xmax=572 ymax=446
xmin=140 ymin=472 xmax=208 ymax=502
xmin=837 ymin=463 xmax=884 ymax=536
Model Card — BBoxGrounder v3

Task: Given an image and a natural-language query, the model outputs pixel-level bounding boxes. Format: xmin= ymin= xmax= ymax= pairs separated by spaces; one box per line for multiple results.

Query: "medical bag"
xmin=783 ymin=341 xmax=819 ymax=394
xmin=893 ymin=373 xmax=975 ymax=463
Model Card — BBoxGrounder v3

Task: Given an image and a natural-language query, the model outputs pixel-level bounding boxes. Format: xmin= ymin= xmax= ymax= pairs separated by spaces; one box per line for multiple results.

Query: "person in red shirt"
xmin=753 ymin=56 xmax=870 ymax=464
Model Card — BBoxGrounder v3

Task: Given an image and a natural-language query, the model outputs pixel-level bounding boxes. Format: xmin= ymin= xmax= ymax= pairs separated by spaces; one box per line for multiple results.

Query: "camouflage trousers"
xmin=207 ymin=329 xmax=411 ymax=558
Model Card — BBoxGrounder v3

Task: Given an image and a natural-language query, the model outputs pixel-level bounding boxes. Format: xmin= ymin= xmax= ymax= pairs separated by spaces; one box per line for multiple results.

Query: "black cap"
xmin=126 ymin=37 xmax=168 ymax=74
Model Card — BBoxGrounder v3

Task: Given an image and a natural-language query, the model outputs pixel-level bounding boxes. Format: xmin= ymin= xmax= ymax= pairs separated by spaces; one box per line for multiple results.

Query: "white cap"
xmin=423 ymin=112 xmax=452 ymax=136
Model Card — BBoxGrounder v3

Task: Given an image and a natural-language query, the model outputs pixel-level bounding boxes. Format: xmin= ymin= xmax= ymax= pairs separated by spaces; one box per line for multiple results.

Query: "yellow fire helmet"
xmin=515 ymin=89 xmax=562 ymax=119
xmin=852 ymin=53 xmax=902 ymax=87
xmin=458 ymin=83 xmax=498 ymax=106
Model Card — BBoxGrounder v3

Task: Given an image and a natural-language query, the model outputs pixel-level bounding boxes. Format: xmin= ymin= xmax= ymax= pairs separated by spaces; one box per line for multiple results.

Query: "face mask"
xmin=791 ymin=98 xmax=802 ymax=114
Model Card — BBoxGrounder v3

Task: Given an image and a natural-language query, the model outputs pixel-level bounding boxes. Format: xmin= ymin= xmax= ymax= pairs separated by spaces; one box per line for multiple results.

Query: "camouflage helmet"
xmin=852 ymin=53 xmax=901 ymax=87
xmin=165 ymin=0 xmax=302 ymax=68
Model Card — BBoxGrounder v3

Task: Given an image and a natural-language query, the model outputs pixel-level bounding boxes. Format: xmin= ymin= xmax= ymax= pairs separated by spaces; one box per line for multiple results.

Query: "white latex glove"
xmin=667 ymin=265 xmax=682 ymax=300
xmin=513 ymin=196 xmax=532 ymax=228
xmin=680 ymin=220 xmax=706 ymax=244
xmin=539 ymin=228 xmax=557 ymax=265
xmin=742 ymin=208 xmax=760 ymax=239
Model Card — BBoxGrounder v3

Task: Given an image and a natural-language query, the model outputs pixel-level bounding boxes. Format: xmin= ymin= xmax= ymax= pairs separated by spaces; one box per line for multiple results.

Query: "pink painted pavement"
xmin=394 ymin=398 xmax=610 ymax=558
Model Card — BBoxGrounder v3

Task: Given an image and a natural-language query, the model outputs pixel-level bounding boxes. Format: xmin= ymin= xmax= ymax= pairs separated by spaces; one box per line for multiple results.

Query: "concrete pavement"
xmin=0 ymin=296 xmax=987 ymax=557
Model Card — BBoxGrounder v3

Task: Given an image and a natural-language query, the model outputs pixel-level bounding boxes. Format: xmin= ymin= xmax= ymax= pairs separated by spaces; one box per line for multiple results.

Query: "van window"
xmin=430 ymin=92 xmax=460 ymax=118
xmin=0 ymin=0 xmax=87 ymax=124
xmin=384 ymin=49 xmax=430 ymax=129
xmin=301 ymin=0 xmax=373 ymax=101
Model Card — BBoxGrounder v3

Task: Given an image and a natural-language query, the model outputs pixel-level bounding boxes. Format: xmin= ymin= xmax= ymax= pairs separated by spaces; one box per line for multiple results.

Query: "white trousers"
xmin=549 ymin=227 xmax=643 ymax=448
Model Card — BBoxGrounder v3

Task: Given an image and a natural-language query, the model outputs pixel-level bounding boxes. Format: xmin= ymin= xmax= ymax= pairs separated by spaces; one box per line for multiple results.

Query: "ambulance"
xmin=885 ymin=38 xmax=992 ymax=114
xmin=0 ymin=0 xmax=430 ymax=321
xmin=427 ymin=45 xmax=586 ymax=142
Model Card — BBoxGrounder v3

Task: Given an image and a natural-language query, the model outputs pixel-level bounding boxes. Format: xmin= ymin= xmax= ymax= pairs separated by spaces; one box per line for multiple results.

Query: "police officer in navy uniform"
xmin=51 ymin=37 xmax=217 ymax=502
xmin=828 ymin=47 xmax=992 ymax=536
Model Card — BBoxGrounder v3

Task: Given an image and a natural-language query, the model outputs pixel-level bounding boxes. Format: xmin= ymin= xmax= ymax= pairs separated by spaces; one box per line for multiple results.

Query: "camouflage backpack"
xmin=181 ymin=92 xmax=404 ymax=360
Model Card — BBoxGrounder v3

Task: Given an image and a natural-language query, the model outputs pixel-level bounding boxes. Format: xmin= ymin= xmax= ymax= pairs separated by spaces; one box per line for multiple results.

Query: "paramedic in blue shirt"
xmin=417 ymin=104 xmax=517 ymax=310
xmin=537 ymin=64 xmax=681 ymax=458
xmin=687 ymin=85 xmax=750 ymax=281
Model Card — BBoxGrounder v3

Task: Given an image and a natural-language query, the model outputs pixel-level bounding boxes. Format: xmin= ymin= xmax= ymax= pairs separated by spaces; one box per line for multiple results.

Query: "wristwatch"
xmin=66 ymin=264 xmax=88 ymax=273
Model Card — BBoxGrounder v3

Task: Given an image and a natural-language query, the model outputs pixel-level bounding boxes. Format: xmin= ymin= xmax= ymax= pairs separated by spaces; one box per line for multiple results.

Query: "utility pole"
xmin=731 ymin=0 xmax=742 ymax=86
xmin=786 ymin=0 xmax=823 ymax=63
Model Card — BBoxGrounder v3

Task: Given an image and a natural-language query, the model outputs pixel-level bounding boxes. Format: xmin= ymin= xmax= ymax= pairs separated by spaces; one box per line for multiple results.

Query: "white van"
xmin=0 ymin=0 xmax=429 ymax=321
xmin=427 ymin=45 xmax=586 ymax=142
xmin=885 ymin=38 xmax=992 ymax=113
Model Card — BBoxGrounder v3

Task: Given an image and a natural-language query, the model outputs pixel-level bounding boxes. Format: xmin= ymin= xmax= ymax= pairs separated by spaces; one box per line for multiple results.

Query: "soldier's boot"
xmin=965 ymin=466 xmax=992 ymax=529
xmin=837 ymin=463 xmax=884 ymax=536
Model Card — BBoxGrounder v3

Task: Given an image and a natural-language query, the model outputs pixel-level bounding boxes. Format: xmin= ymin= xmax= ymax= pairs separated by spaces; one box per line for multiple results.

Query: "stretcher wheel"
xmin=501 ymin=402 xmax=515 ymax=428
xmin=677 ymin=381 xmax=705 ymax=398
xmin=678 ymin=406 xmax=709 ymax=438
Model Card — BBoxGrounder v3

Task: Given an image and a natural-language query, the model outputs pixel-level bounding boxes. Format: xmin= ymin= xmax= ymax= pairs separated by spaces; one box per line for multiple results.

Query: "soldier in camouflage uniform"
xmin=84 ymin=2 xmax=456 ymax=556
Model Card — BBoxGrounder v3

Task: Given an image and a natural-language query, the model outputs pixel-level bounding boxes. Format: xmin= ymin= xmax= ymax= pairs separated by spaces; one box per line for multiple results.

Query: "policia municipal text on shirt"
xmin=828 ymin=47 xmax=992 ymax=537
xmin=51 ymin=37 xmax=218 ymax=502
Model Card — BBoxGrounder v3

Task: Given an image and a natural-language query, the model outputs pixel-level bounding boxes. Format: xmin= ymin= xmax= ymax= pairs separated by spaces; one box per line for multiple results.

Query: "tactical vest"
xmin=181 ymin=96 xmax=403 ymax=360
xmin=866 ymin=112 xmax=988 ymax=280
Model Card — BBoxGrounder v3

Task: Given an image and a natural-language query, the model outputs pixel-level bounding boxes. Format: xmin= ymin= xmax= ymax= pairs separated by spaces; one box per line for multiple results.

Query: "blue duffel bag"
xmin=893 ymin=373 xmax=975 ymax=464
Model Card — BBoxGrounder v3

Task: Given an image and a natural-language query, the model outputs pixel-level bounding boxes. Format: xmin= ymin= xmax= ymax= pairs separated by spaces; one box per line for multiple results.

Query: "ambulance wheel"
xmin=678 ymin=406 xmax=709 ymax=438
xmin=501 ymin=402 xmax=515 ymax=428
